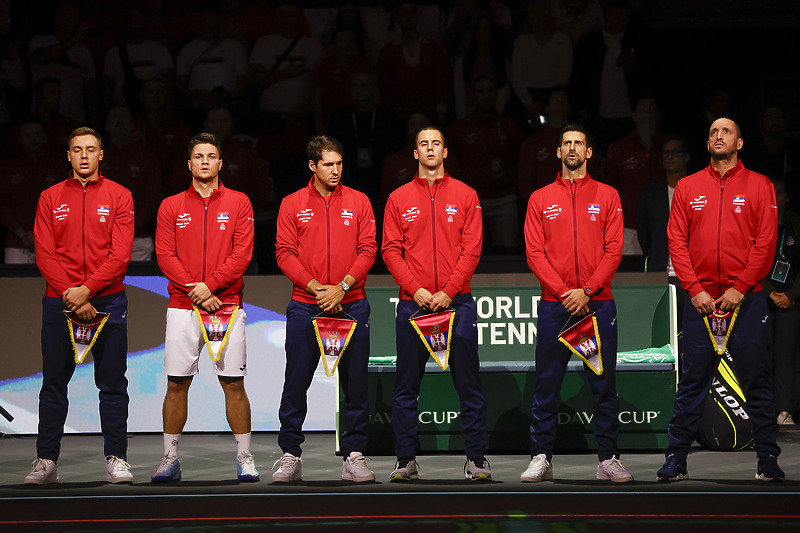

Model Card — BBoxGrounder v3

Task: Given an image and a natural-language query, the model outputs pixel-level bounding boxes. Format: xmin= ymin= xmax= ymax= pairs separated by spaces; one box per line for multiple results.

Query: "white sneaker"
xmin=24 ymin=458 xmax=58 ymax=484
xmin=106 ymin=455 xmax=133 ymax=484
xmin=597 ymin=456 xmax=634 ymax=482
xmin=342 ymin=452 xmax=375 ymax=482
xmin=237 ymin=451 xmax=260 ymax=482
xmin=272 ymin=452 xmax=302 ymax=482
xmin=151 ymin=454 xmax=181 ymax=483
xmin=777 ymin=411 xmax=795 ymax=425
xmin=520 ymin=454 xmax=553 ymax=483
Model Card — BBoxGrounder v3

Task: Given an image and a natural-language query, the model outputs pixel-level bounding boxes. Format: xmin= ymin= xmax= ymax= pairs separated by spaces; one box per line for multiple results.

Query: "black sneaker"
xmin=756 ymin=455 xmax=785 ymax=481
xmin=464 ymin=457 xmax=492 ymax=481
xmin=657 ymin=454 xmax=688 ymax=482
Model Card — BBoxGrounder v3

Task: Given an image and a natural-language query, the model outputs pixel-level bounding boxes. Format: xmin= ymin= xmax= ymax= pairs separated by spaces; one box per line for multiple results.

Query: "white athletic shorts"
xmin=163 ymin=307 xmax=247 ymax=377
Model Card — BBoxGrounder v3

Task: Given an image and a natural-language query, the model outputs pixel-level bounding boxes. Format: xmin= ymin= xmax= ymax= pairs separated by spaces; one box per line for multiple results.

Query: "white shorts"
xmin=164 ymin=307 xmax=248 ymax=377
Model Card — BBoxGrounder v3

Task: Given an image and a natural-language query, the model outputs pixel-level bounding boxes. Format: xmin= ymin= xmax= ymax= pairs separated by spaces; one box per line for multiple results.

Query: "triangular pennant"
xmin=194 ymin=304 xmax=239 ymax=362
xmin=704 ymin=306 xmax=740 ymax=355
xmin=312 ymin=316 xmax=357 ymax=376
xmin=410 ymin=310 xmax=455 ymax=370
xmin=63 ymin=310 xmax=110 ymax=364
xmin=558 ymin=313 xmax=603 ymax=375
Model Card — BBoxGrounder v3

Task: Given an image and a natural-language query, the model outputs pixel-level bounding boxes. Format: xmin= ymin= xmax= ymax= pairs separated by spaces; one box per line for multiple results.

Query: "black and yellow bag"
xmin=696 ymin=351 xmax=753 ymax=451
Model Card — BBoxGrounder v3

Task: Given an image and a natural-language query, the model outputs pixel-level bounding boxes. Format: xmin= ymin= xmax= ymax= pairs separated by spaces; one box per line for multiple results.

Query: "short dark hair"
xmin=306 ymin=135 xmax=344 ymax=163
xmin=415 ymin=126 xmax=446 ymax=148
xmin=188 ymin=132 xmax=221 ymax=157
xmin=662 ymin=134 xmax=689 ymax=154
xmin=560 ymin=123 xmax=592 ymax=148
xmin=68 ymin=127 xmax=102 ymax=149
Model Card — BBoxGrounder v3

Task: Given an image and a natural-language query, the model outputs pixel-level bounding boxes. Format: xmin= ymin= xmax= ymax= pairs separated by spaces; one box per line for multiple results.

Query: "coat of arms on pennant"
xmin=312 ymin=316 xmax=357 ymax=376
xmin=194 ymin=304 xmax=239 ymax=362
xmin=704 ymin=306 xmax=740 ymax=355
xmin=410 ymin=309 xmax=455 ymax=370
xmin=63 ymin=310 xmax=110 ymax=364
xmin=558 ymin=312 xmax=603 ymax=375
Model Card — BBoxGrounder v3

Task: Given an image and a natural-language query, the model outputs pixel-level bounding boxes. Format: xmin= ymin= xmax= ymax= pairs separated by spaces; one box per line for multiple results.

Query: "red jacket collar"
xmin=706 ymin=159 xmax=744 ymax=181
xmin=413 ymin=171 xmax=451 ymax=188
xmin=67 ymin=170 xmax=105 ymax=187
xmin=555 ymin=172 xmax=594 ymax=190
xmin=306 ymin=177 xmax=343 ymax=198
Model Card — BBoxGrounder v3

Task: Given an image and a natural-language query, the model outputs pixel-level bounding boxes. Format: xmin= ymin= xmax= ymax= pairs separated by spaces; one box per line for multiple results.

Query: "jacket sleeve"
xmin=155 ymin=197 xmax=193 ymax=295
xmin=441 ymin=189 xmax=482 ymax=299
xmin=347 ymin=194 xmax=377 ymax=285
xmin=275 ymin=195 xmax=314 ymax=290
xmin=206 ymin=194 xmax=254 ymax=293
xmin=382 ymin=192 xmax=423 ymax=297
xmin=668 ymin=181 xmax=703 ymax=297
xmin=83 ymin=188 xmax=134 ymax=295
xmin=34 ymin=191 xmax=72 ymax=294
xmin=732 ymin=177 xmax=778 ymax=295
xmin=585 ymin=188 xmax=623 ymax=294
xmin=524 ymin=192 xmax=570 ymax=298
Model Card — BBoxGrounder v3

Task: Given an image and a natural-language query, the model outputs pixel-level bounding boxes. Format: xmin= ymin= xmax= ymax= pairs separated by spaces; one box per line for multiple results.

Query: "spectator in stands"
xmin=28 ymin=1 xmax=97 ymax=125
xmin=30 ymin=77 xmax=78 ymax=152
xmin=174 ymin=6 xmax=247 ymax=130
xmin=746 ymin=105 xmax=799 ymax=203
xmin=605 ymin=96 xmax=665 ymax=257
xmin=0 ymin=30 xmax=25 ymax=136
xmin=552 ymin=0 xmax=604 ymax=46
xmin=511 ymin=0 xmax=572 ymax=135
xmin=452 ymin=15 xmax=511 ymax=120
xmin=637 ymin=134 xmax=690 ymax=274
xmin=327 ymin=69 xmax=402 ymax=213
xmin=0 ymin=118 xmax=63 ymax=263
xmin=320 ymin=3 xmax=371 ymax=59
xmin=102 ymin=7 xmax=173 ymax=114
xmin=763 ymin=180 xmax=800 ymax=426
xmin=376 ymin=2 xmax=448 ymax=123
xmin=449 ymin=76 xmax=524 ymax=254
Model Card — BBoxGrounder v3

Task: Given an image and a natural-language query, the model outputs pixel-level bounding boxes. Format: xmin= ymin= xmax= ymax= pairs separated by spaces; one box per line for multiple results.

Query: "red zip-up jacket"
xmin=35 ymin=173 xmax=134 ymax=298
xmin=276 ymin=179 xmax=376 ymax=304
xmin=667 ymin=160 xmax=777 ymax=299
xmin=156 ymin=182 xmax=254 ymax=309
xmin=382 ymin=172 xmax=482 ymax=300
xmin=525 ymin=173 xmax=623 ymax=302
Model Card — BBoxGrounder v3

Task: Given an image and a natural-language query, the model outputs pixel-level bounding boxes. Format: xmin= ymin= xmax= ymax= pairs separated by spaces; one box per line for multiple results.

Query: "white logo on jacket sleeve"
xmin=690 ymin=195 xmax=707 ymax=211
xmin=297 ymin=208 xmax=314 ymax=223
xmin=402 ymin=206 xmax=420 ymax=222
xmin=176 ymin=213 xmax=192 ymax=228
xmin=53 ymin=204 xmax=70 ymax=221
xmin=543 ymin=204 xmax=561 ymax=220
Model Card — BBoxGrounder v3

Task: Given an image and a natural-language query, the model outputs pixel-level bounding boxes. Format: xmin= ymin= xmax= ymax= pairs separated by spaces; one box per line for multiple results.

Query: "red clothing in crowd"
xmin=134 ymin=113 xmax=192 ymax=182
xmin=156 ymin=182 xmax=254 ymax=309
xmin=667 ymin=160 xmax=777 ymax=299
xmin=604 ymin=131 xmax=665 ymax=229
xmin=382 ymin=173 xmax=482 ymax=300
xmin=525 ymin=174 xmax=623 ymax=302
xmin=35 ymin=173 xmax=134 ymax=298
xmin=376 ymin=38 xmax=448 ymax=119
xmin=276 ymin=179 xmax=376 ymax=305
xmin=312 ymin=55 xmax=373 ymax=124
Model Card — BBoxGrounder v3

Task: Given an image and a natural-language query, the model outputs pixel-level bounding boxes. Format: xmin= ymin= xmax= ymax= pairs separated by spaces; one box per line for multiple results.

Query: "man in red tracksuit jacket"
xmin=274 ymin=136 xmax=377 ymax=483
xmin=382 ymin=126 xmax=490 ymax=482
xmin=658 ymin=117 xmax=784 ymax=482
xmin=522 ymin=123 xmax=633 ymax=483
xmin=152 ymin=133 xmax=258 ymax=483
xmin=26 ymin=127 xmax=134 ymax=485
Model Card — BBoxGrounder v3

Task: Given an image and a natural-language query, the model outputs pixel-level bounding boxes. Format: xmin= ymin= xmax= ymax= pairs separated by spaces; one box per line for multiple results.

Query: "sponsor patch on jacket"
xmin=588 ymin=204 xmax=600 ymax=214
xmin=544 ymin=204 xmax=561 ymax=220
xmin=53 ymin=203 xmax=70 ymax=221
xmin=446 ymin=204 xmax=457 ymax=215
xmin=733 ymin=195 xmax=745 ymax=206
xmin=217 ymin=212 xmax=229 ymax=223
xmin=341 ymin=208 xmax=353 ymax=225
xmin=97 ymin=205 xmax=109 ymax=216
xmin=402 ymin=207 xmax=420 ymax=222
xmin=690 ymin=195 xmax=707 ymax=211
xmin=176 ymin=213 xmax=191 ymax=228
xmin=297 ymin=208 xmax=314 ymax=223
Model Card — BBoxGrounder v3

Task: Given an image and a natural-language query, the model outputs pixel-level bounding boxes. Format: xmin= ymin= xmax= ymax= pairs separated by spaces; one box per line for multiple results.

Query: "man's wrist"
xmin=339 ymin=280 xmax=351 ymax=293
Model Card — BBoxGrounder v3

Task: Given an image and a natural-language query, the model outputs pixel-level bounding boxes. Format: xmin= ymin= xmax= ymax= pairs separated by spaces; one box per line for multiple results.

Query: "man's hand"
xmin=63 ymin=285 xmax=91 ymax=311
xmin=200 ymin=295 xmax=223 ymax=313
xmin=75 ymin=301 xmax=97 ymax=321
xmin=413 ymin=287 xmax=434 ymax=309
xmin=691 ymin=290 xmax=715 ymax=315
xmin=430 ymin=291 xmax=453 ymax=312
xmin=187 ymin=282 xmax=213 ymax=306
xmin=715 ymin=287 xmax=744 ymax=312
xmin=561 ymin=288 xmax=590 ymax=316
xmin=305 ymin=278 xmax=322 ymax=297
xmin=316 ymin=284 xmax=345 ymax=313
xmin=770 ymin=291 xmax=792 ymax=310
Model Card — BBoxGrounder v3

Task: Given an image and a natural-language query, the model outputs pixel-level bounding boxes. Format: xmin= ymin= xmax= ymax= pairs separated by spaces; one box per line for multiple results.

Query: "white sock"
xmin=164 ymin=433 xmax=180 ymax=457
xmin=234 ymin=432 xmax=251 ymax=456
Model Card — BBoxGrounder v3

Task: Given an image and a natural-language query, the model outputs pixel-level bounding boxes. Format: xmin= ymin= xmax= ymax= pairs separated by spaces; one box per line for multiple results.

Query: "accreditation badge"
xmin=312 ymin=316 xmax=357 ymax=376
xmin=63 ymin=310 xmax=110 ymax=364
xmin=194 ymin=304 xmax=239 ymax=362
xmin=558 ymin=312 xmax=603 ymax=375
xmin=410 ymin=310 xmax=455 ymax=370
xmin=704 ymin=306 xmax=740 ymax=355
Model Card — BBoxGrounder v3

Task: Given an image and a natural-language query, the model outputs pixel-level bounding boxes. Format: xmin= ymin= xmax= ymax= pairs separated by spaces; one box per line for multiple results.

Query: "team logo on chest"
xmin=402 ymin=206 xmax=420 ymax=223
xmin=733 ymin=195 xmax=745 ymax=214
xmin=97 ymin=204 xmax=109 ymax=223
xmin=176 ymin=213 xmax=191 ymax=228
xmin=297 ymin=208 xmax=314 ymax=224
xmin=217 ymin=211 xmax=229 ymax=230
xmin=588 ymin=203 xmax=600 ymax=221
xmin=445 ymin=204 xmax=457 ymax=222
xmin=53 ymin=203 xmax=70 ymax=221
xmin=544 ymin=204 xmax=561 ymax=220
xmin=341 ymin=208 xmax=353 ymax=225
xmin=690 ymin=195 xmax=707 ymax=211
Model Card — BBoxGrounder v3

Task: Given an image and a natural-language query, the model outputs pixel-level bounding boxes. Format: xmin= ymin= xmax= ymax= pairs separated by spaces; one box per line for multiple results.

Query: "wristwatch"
xmin=583 ymin=286 xmax=594 ymax=297
xmin=339 ymin=281 xmax=351 ymax=293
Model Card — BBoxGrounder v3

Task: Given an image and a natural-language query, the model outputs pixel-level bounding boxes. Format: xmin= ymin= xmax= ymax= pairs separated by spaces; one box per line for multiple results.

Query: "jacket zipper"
xmin=571 ymin=180 xmax=580 ymax=288
xmin=429 ymin=182 xmax=439 ymax=292
xmin=325 ymin=196 xmax=331 ymax=283
xmin=203 ymin=192 xmax=210 ymax=280
xmin=717 ymin=179 xmax=724 ymax=297
xmin=82 ymin=186 xmax=87 ymax=281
